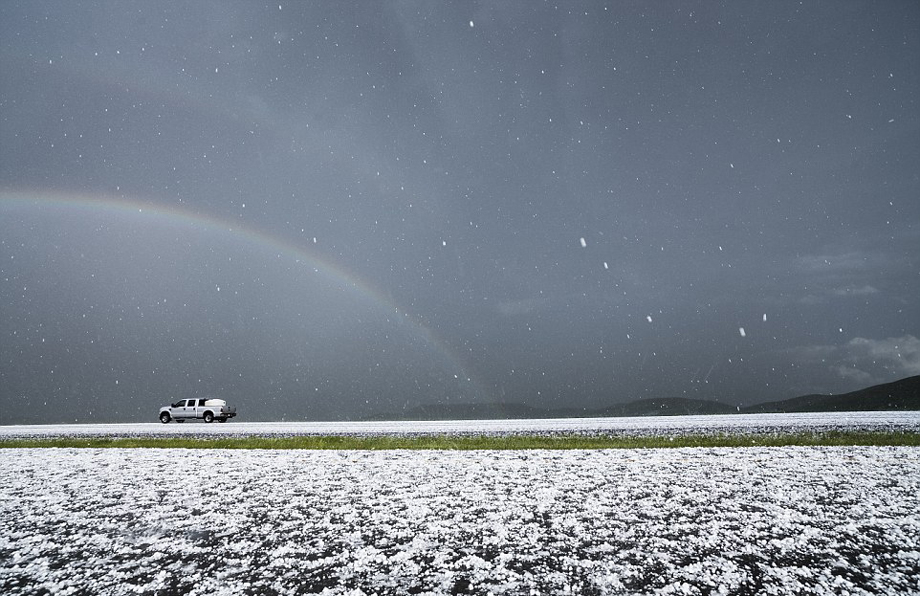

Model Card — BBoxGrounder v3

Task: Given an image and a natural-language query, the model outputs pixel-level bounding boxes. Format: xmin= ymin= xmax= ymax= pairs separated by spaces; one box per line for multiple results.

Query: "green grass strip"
xmin=1 ymin=431 xmax=918 ymax=450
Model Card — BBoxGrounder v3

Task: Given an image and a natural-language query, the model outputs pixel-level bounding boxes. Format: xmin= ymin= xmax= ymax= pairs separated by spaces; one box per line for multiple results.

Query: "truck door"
xmin=176 ymin=399 xmax=194 ymax=420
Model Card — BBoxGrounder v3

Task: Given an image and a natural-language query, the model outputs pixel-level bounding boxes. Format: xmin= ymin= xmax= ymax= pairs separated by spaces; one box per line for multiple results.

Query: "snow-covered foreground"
xmin=2 ymin=447 xmax=918 ymax=595
xmin=3 ymin=410 xmax=920 ymax=439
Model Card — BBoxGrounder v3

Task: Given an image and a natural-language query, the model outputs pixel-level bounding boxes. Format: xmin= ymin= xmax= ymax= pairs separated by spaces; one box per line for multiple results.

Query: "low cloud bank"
xmin=791 ymin=335 xmax=920 ymax=386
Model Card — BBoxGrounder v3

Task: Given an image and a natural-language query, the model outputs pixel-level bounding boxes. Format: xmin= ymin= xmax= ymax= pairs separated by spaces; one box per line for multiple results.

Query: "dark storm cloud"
xmin=1 ymin=1 xmax=918 ymax=423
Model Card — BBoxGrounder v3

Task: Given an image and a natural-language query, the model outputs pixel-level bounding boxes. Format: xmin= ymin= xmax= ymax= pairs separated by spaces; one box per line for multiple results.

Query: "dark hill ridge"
xmin=371 ymin=375 xmax=920 ymax=421
xmin=740 ymin=374 xmax=920 ymax=414
xmin=392 ymin=402 xmax=558 ymax=421
xmin=596 ymin=397 xmax=737 ymax=417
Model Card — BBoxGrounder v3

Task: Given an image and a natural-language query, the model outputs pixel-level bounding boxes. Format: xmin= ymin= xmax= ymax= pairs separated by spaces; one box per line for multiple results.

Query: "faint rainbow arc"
xmin=0 ymin=190 xmax=488 ymax=402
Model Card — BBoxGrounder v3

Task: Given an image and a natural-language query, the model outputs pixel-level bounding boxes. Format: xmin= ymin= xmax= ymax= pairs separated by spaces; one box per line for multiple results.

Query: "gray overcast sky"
xmin=1 ymin=1 xmax=918 ymax=423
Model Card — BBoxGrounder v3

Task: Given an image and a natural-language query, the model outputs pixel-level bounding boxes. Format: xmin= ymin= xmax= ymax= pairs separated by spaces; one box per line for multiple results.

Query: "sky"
xmin=1 ymin=1 xmax=918 ymax=424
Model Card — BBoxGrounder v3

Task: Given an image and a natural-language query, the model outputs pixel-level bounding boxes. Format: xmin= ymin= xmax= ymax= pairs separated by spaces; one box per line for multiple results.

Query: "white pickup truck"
xmin=159 ymin=398 xmax=237 ymax=423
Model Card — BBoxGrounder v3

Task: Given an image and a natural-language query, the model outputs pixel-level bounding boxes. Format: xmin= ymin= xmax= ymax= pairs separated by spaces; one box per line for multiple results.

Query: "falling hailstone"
xmin=603 ymin=262 xmax=609 ymax=269
xmin=739 ymin=327 xmax=746 ymax=337
xmin=763 ymin=313 xmax=767 ymax=322
xmin=646 ymin=315 xmax=653 ymax=323
xmin=580 ymin=237 xmax=587 ymax=248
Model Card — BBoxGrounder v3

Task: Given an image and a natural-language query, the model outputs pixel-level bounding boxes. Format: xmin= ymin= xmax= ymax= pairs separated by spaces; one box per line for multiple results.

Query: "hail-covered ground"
xmin=3 ymin=410 xmax=920 ymax=439
xmin=2 ymin=414 xmax=919 ymax=595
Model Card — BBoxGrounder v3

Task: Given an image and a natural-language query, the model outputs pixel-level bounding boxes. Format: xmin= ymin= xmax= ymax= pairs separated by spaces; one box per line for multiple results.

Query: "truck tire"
xmin=160 ymin=412 xmax=171 ymax=424
xmin=203 ymin=411 xmax=214 ymax=423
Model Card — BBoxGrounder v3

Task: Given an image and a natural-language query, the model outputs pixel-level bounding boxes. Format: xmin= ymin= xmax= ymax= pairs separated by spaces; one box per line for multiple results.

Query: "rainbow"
xmin=0 ymin=189 xmax=488 ymax=401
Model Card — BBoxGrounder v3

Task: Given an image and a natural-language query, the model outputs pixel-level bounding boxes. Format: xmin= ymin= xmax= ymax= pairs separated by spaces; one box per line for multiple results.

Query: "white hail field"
xmin=3 ymin=410 xmax=920 ymax=439
xmin=1 ymin=446 xmax=919 ymax=595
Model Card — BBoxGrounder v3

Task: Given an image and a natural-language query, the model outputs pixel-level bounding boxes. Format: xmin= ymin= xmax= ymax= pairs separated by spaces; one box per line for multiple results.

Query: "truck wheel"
xmin=159 ymin=412 xmax=171 ymax=424
xmin=203 ymin=411 xmax=214 ymax=423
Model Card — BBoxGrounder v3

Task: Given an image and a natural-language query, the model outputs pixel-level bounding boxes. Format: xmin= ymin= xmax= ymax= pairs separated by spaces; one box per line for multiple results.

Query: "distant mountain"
xmin=366 ymin=376 xmax=920 ymax=421
xmin=594 ymin=397 xmax=737 ymax=417
xmin=373 ymin=397 xmax=736 ymax=421
xmin=740 ymin=375 xmax=920 ymax=414
xmin=375 ymin=402 xmax=570 ymax=421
